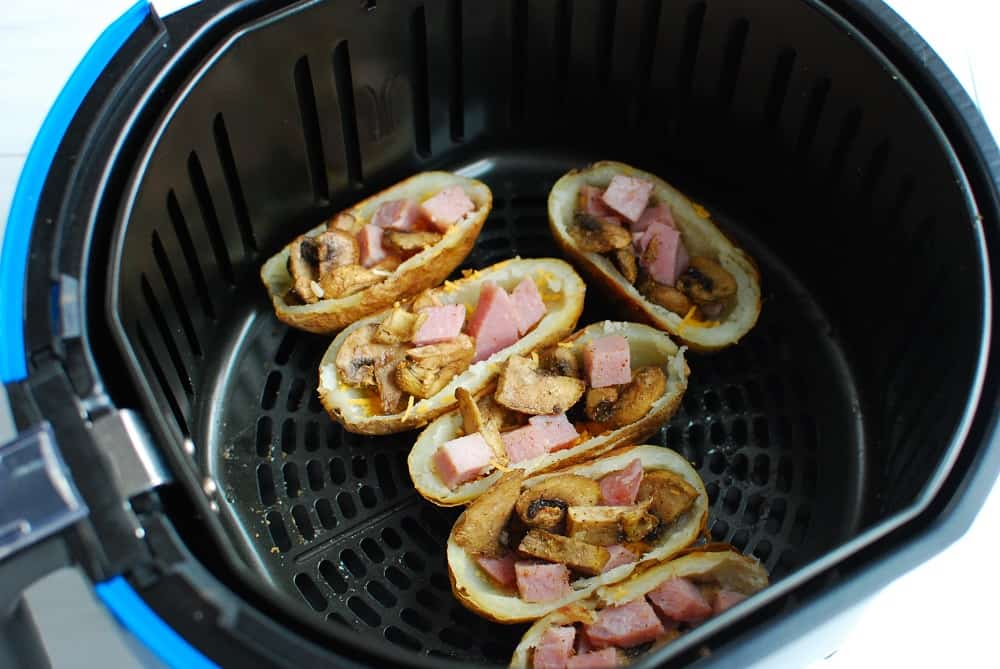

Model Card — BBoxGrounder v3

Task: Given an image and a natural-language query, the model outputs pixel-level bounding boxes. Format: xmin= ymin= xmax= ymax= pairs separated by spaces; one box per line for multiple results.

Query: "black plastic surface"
xmin=16 ymin=0 xmax=995 ymax=666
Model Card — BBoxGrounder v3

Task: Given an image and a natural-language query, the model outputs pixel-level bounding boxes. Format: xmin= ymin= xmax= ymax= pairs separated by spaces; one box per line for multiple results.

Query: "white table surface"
xmin=1 ymin=1 xmax=997 ymax=668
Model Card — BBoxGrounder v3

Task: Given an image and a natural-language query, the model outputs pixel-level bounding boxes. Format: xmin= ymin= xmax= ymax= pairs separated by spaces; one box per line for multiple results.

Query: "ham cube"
xmin=358 ymin=224 xmax=387 ymax=268
xmin=601 ymin=545 xmax=637 ymax=572
xmin=638 ymin=222 xmax=689 ymax=286
xmin=511 ymin=278 xmax=547 ymax=335
xmin=566 ymin=648 xmax=620 ymax=669
xmin=528 ymin=413 xmax=580 ymax=452
xmin=646 ymin=578 xmax=712 ymax=623
xmin=532 ymin=626 xmax=576 ymax=669
xmin=467 ymin=282 xmax=521 ymax=362
xmin=476 ymin=553 xmax=517 ymax=588
xmin=412 ymin=304 xmax=465 ymax=345
xmin=421 ymin=185 xmax=475 ymax=231
xmin=579 ymin=185 xmax=615 ymax=217
xmin=583 ymin=335 xmax=631 ymax=388
xmin=371 ymin=198 xmax=423 ymax=231
xmin=433 ymin=432 xmax=494 ymax=489
xmin=633 ymin=203 xmax=675 ymax=234
xmin=501 ymin=425 xmax=548 ymax=463
xmin=601 ymin=176 xmax=654 ymax=223
xmin=599 ymin=459 xmax=643 ymax=505
xmin=516 ymin=562 xmax=571 ymax=603
xmin=713 ymin=589 xmax=747 ymax=614
xmin=584 ymin=599 xmax=665 ymax=649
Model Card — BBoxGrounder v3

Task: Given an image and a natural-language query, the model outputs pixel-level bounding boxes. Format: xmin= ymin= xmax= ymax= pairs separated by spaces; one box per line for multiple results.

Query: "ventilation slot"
xmin=257 ymin=464 xmax=276 ymax=507
xmin=794 ymin=78 xmax=831 ymax=160
xmin=348 ymin=597 xmax=381 ymax=627
xmin=717 ymin=18 xmax=749 ymax=112
xmin=596 ymin=0 xmax=617 ymax=88
xmin=386 ymin=626 xmax=421 ymax=651
xmin=553 ymin=0 xmax=571 ymax=106
xmin=631 ymin=0 xmax=662 ymax=126
xmin=255 ymin=416 xmax=273 ymax=457
xmin=319 ymin=559 xmax=347 ymax=594
xmin=212 ymin=113 xmax=256 ymax=253
xmin=281 ymin=418 xmax=297 ymax=454
xmin=292 ymin=504 xmax=315 ymax=540
xmin=316 ymin=498 xmax=337 ymax=529
xmin=151 ymin=232 xmax=201 ymax=357
xmin=275 ymin=328 xmax=299 ymax=365
xmin=361 ymin=537 xmax=385 ymax=563
xmin=166 ymin=190 xmax=215 ymax=319
xmin=294 ymin=573 xmax=327 ymax=611
xmin=140 ymin=275 xmax=193 ymax=397
xmin=448 ymin=0 xmax=464 ymax=141
xmin=187 ymin=152 xmax=235 ymax=284
xmin=827 ymin=108 xmax=863 ymax=183
xmin=307 ymin=459 xmax=325 ymax=491
xmin=135 ymin=322 xmax=189 ymax=436
xmin=332 ymin=41 xmax=363 ymax=184
xmin=283 ymin=462 xmax=302 ymax=498
xmin=341 ymin=548 xmax=366 ymax=577
xmin=367 ymin=581 xmax=397 ymax=607
xmin=266 ymin=510 xmax=292 ymax=552
xmin=764 ymin=49 xmax=796 ymax=127
xmin=374 ymin=452 xmax=397 ymax=500
xmin=293 ymin=56 xmax=329 ymax=202
xmin=286 ymin=377 xmax=306 ymax=411
xmin=857 ymin=140 xmax=890 ymax=205
xmin=261 ymin=371 xmax=281 ymax=410
xmin=404 ymin=9 xmax=432 ymax=157
xmin=382 ymin=527 xmax=402 ymax=549
xmin=509 ymin=0 xmax=526 ymax=126
xmin=674 ymin=1 xmax=706 ymax=118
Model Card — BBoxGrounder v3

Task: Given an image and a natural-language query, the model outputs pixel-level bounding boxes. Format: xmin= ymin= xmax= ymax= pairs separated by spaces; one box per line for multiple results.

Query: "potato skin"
xmin=548 ymin=161 xmax=763 ymax=352
xmin=261 ymin=171 xmax=492 ymax=334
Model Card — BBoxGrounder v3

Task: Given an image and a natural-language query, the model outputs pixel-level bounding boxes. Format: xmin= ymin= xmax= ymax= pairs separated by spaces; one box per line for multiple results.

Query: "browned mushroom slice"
xmin=411 ymin=287 xmax=443 ymax=311
xmin=313 ymin=230 xmax=361 ymax=274
xmin=602 ymin=366 xmax=667 ymax=429
xmin=477 ymin=394 xmax=523 ymax=432
xmin=565 ymin=503 xmax=660 ymax=545
xmin=383 ymin=230 xmax=443 ymax=256
xmin=637 ymin=470 xmax=699 ymax=525
xmin=515 ymin=475 xmax=602 ymax=532
xmin=327 ymin=211 xmax=364 ymax=236
xmin=568 ymin=213 xmax=632 ymax=253
xmin=395 ymin=335 xmax=475 ymax=399
xmin=374 ymin=307 xmax=422 ymax=345
xmin=539 ymin=345 xmax=582 ymax=378
xmin=453 ymin=470 xmax=526 ymax=558
xmin=584 ymin=387 xmax=619 ymax=423
xmin=517 ymin=529 xmax=610 ymax=576
xmin=494 ymin=355 xmax=586 ymax=415
xmin=457 ymin=387 xmax=508 ymax=466
xmin=288 ymin=235 xmax=321 ymax=303
xmin=638 ymin=275 xmax=692 ymax=316
xmin=676 ymin=256 xmax=737 ymax=305
xmin=319 ymin=264 xmax=384 ymax=299
xmin=373 ymin=348 xmax=407 ymax=414
xmin=610 ymin=247 xmax=638 ymax=284
xmin=335 ymin=324 xmax=395 ymax=387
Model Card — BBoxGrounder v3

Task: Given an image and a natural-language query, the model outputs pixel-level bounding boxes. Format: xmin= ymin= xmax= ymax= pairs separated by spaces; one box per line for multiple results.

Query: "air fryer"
xmin=1 ymin=0 xmax=998 ymax=667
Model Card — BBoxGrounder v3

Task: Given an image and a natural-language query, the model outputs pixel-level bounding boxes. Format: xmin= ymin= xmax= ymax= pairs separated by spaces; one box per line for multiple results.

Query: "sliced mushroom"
xmin=395 ymin=335 xmax=475 ymax=399
xmin=373 ymin=348 xmax=407 ymax=414
xmin=319 ymin=264 xmax=384 ymax=299
xmin=517 ymin=529 xmax=610 ymax=576
xmin=539 ymin=345 xmax=582 ymax=379
xmin=610 ymin=247 xmax=639 ymax=284
xmin=383 ymin=230 xmax=443 ymax=256
xmin=375 ymin=307 xmax=421 ymax=345
xmin=568 ymin=213 xmax=632 ymax=253
xmin=335 ymin=324 xmax=395 ymax=387
xmin=477 ymin=394 xmax=523 ymax=432
xmin=515 ymin=475 xmax=602 ymax=531
xmin=288 ymin=236 xmax=321 ymax=303
xmin=411 ymin=288 xmax=443 ymax=312
xmin=602 ymin=366 xmax=667 ymax=429
xmin=584 ymin=387 xmax=619 ymax=423
xmin=327 ymin=211 xmax=364 ymax=236
xmin=676 ymin=256 xmax=737 ymax=305
xmin=457 ymin=387 xmax=508 ymax=466
xmin=453 ymin=470 xmax=526 ymax=558
xmin=637 ymin=470 xmax=698 ymax=525
xmin=372 ymin=254 xmax=402 ymax=273
xmin=565 ymin=502 xmax=659 ymax=545
xmin=495 ymin=355 xmax=586 ymax=416
xmin=638 ymin=275 xmax=692 ymax=316
xmin=312 ymin=230 xmax=361 ymax=274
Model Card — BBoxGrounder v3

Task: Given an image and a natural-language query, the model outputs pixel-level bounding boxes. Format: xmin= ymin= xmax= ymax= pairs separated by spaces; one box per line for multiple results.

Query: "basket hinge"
xmin=0 ymin=423 xmax=88 ymax=562
xmin=91 ymin=409 xmax=172 ymax=500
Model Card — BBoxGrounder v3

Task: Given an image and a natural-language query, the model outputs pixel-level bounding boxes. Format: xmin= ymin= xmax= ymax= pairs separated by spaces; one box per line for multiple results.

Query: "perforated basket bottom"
xmin=204 ymin=152 xmax=864 ymax=663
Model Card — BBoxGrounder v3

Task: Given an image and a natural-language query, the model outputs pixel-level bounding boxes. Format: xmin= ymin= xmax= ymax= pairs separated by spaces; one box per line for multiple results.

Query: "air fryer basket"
xmin=94 ymin=0 xmax=988 ymax=665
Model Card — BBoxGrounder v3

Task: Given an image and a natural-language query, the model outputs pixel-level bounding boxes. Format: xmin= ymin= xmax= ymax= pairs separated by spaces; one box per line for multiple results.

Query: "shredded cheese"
xmin=489 ymin=459 xmax=512 ymax=473
xmin=557 ymin=341 xmax=574 ymax=348
xmin=692 ymin=202 xmax=711 ymax=218
xmin=402 ymin=395 xmax=415 ymax=421
xmin=443 ymin=280 xmax=459 ymax=293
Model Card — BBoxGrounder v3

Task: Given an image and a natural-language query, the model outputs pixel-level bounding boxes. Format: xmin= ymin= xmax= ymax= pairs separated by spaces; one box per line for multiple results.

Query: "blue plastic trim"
xmin=0 ymin=0 xmax=151 ymax=383
xmin=95 ymin=577 xmax=220 ymax=669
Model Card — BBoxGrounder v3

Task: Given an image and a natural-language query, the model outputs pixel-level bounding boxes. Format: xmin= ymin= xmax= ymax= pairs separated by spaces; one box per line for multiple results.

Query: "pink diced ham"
xmin=713 ymin=589 xmax=747 ymax=614
xmin=511 ymin=278 xmax=547 ymax=335
xmin=646 ymin=578 xmax=713 ymax=623
xmin=532 ymin=626 xmax=576 ymax=669
xmin=599 ymin=459 xmax=643 ymax=506
xmin=529 ymin=413 xmax=579 ymax=452
xmin=467 ymin=282 xmax=521 ymax=362
xmin=566 ymin=648 xmax=620 ymax=669
xmin=582 ymin=335 xmax=631 ymax=388
xmin=584 ymin=599 xmax=665 ymax=649
xmin=579 ymin=185 xmax=616 ymax=217
xmin=433 ymin=432 xmax=494 ymax=489
xmin=638 ymin=222 xmax=689 ymax=286
xmin=516 ymin=562 xmax=571 ymax=603
xmin=501 ymin=425 xmax=548 ymax=463
xmin=601 ymin=176 xmax=654 ymax=223
xmin=358 ymin=224 xmax=387 ymax=268
xmin=371 ymin=198 xmax=423 ymax=231
xmin=421 ymin=185 xmax=475 ymax=231
xmin=633 ymin=203 xmax=675 ymax=234
xmin=601 ymin=545 xmax=637 ymax=572
xmin=476 ymin=553 xmax=517 ymax=588
xmin=411 ymin=304 xmax=465 ymax=345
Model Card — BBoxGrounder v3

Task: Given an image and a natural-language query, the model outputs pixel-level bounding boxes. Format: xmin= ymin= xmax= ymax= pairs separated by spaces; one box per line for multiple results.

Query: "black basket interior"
xmin=101 ymin=0 xmax=986 ymax=664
